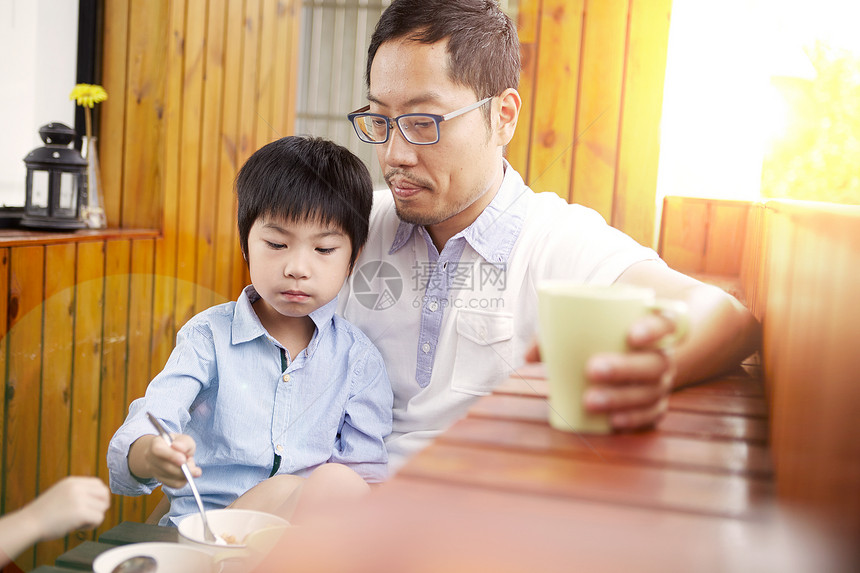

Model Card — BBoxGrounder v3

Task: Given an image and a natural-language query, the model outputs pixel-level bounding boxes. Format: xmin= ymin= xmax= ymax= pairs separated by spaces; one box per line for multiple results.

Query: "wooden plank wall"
xmin=509 ymin=0 xmax=673 ymax=247
xmin=0 ymin=0 xmax=301 ymax=570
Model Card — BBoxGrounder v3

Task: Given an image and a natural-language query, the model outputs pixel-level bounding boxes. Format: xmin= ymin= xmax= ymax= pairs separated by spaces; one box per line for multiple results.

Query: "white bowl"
xmin=177 ymin=508 xmax=289 ymax=559
xmin=93 ymin=541 xmax=216 ymax=573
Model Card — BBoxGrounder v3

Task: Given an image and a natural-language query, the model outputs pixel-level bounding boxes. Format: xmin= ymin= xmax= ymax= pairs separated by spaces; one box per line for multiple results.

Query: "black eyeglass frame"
xmin=346 ymin=97 xmax=493 ymax=145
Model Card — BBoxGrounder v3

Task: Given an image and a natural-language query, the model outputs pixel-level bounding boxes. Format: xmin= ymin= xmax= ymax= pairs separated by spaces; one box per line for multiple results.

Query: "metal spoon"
xmin=146 ymin=413 xmax=226 ymax=545
xmin=110 ymin=555 xmax=157 ymax=573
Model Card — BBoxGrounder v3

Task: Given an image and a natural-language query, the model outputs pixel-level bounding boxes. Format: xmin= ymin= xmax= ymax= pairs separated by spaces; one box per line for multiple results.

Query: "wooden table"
xmin=31 ymin=522 xmax=176 ymax=573
xmin=36 ymin=362 xmax=849 ymax=572
xmin=253 ymin=361 xmax=848 ymax=573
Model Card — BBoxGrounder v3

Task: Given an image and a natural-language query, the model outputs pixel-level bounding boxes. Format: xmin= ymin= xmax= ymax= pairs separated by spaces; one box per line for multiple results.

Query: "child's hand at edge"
xmin=21 ymin=476 xmax=110 ymax=542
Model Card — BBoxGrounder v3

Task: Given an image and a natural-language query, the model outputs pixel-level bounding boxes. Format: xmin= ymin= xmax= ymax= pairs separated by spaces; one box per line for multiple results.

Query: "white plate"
xmin=92 ymin=541 xmax=216 ymax=573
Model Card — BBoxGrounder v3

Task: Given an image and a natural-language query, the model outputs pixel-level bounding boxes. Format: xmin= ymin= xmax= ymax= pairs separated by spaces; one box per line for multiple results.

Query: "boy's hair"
xmin=236 ymin=136 xmax=373 ymax=271
xmin=366 ymin=0 xmax=520 ymax=122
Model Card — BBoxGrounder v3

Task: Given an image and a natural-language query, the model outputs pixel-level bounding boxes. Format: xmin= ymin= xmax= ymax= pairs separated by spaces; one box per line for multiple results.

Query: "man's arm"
xmin=616 ymin=260 xmax=760 ymax=384
xmin=584 ymin=260 xmax=761 ymax=429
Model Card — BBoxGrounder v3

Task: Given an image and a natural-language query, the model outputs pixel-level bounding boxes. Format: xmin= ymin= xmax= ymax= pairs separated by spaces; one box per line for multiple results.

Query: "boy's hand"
xmin=24 ymin=476 xmax=110 ymax=541
xmin=129 ymin=433 xmax=202 ymax=488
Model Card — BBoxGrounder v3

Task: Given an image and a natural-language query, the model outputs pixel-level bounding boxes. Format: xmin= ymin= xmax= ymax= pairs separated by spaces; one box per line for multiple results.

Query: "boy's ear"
xmin=349 ymin=245 xmax=364 ymax=273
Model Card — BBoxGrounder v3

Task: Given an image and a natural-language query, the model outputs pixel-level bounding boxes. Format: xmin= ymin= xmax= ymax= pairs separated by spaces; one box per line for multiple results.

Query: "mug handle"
xmin=646 ymin=300 xmax=689 ymax=349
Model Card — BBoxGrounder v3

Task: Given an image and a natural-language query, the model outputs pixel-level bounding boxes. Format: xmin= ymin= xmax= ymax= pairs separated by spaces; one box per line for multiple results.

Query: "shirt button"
xmin=421 ymin=342 xmax=431 ymax=353
xmin=282 ymin=373 xmax=290 ymax=383
xmin=428 ymin=300 xmax=439 ymax=312
xmin=276 ymin=445 xmax=284 ymax=453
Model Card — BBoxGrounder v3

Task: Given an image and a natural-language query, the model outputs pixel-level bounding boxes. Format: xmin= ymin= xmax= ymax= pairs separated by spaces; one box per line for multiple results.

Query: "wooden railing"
xmin=0 ymin=229 xmax=159 ymax=569
xmin=658 ymin=196 xmax=753 ymax=278
xmin=660 ymin=195 xmax=860 ymax=546
xmin=752 ymin=200 xmax=860 ymax=541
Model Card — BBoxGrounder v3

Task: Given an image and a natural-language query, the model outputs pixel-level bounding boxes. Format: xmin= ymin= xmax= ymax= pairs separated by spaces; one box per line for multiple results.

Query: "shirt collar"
xmin=232 ymin=285 xmax=337 ymax=357
xmin=231 ymin=285 xmax=265 ymax=345
xmin=388 ymin=159 xmax=527 ymax=266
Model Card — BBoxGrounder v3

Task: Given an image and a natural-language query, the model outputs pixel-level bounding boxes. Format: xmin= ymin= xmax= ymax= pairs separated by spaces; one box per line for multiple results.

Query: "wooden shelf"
xmin=0 ymin=227 xmax=158 ymax=247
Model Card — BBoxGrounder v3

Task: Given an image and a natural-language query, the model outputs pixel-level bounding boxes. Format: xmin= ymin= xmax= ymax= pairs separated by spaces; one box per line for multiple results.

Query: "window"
xmin=295 ymin=0 xmax=392 ymax=186
xmin=0 ymin=0 xmax=80 ymax=207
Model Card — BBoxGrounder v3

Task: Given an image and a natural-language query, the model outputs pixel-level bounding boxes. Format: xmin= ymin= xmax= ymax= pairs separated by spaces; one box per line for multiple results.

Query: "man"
xmin=339 ymin=0 xmax=760 ymax=472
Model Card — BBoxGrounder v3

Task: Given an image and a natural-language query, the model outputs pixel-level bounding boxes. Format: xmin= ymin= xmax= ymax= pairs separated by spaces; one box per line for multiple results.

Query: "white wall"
xmin=0 ymin=0 xmax=79 ymax=207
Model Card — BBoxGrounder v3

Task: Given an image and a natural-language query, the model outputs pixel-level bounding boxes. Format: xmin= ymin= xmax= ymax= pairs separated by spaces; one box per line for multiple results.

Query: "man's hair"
xmin=236 ymin=136 xmax=372 ymax=271
xmin=366 ymin=0 xmax=520 ymax=108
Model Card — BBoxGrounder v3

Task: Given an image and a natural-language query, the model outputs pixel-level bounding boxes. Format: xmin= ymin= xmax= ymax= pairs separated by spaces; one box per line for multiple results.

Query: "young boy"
xmin=107 ymin=136 xmax=393 ymax=527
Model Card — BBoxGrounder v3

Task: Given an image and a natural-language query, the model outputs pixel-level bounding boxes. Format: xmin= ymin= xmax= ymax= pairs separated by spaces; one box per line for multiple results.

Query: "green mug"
xmin=537 ymin=282 xmax=688 ymax=434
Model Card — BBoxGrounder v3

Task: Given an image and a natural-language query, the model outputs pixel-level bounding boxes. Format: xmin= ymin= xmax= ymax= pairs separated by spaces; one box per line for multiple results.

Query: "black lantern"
xmin=21 ymin=123 xmax=88 ymax=229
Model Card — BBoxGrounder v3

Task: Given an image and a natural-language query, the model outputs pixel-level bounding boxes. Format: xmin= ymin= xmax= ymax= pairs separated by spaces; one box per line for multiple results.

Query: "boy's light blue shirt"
xmin=107 ymin=285 xmax=393 ymax=526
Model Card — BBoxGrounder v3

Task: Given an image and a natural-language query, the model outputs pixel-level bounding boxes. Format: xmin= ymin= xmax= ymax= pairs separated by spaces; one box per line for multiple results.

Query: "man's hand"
xmin=525 ymin=311 xmax=678 ymax=431
xmin=582 ymin=312 xmax=677 ymax=429
xmin=128 ymin=433 xmax=202 ymax=488
xmin=529 ymin=260 xmax=760 ymax=431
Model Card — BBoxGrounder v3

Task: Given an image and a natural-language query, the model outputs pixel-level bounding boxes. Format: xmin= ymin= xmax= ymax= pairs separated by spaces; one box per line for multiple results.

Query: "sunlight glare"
xmin=656 ymin=0 xmax=860 ymax=210
xmin=762 ymin=84 xmax=791 ymax=152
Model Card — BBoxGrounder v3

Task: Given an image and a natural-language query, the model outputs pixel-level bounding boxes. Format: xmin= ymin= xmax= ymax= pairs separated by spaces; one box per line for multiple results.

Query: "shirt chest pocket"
xmin=451 ymin=309 xmax=515 ymax=396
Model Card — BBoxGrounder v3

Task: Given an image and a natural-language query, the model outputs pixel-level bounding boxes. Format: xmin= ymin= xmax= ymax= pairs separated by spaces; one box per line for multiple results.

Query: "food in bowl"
xmin=220 ymin=533 xmax=244 ymax=546
xmin=178 ymin=509 xmax=289 ymax=551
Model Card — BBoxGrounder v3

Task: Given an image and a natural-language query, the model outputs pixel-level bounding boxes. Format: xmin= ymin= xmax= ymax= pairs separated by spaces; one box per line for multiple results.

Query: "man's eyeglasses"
xmin=347 ymin=97 xmax=492 ymax=145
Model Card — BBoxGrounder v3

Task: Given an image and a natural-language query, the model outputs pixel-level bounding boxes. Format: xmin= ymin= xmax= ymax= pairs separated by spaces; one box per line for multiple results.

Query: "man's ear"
xmin=494 ymin=88 xmax=521 ymax=147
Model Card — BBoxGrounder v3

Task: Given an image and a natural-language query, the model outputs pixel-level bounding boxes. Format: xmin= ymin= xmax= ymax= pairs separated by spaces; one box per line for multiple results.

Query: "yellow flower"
xmin=70 ymin=84 xmax=108 ymax=108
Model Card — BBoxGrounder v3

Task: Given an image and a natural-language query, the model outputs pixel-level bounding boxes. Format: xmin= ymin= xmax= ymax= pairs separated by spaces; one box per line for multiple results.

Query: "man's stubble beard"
xmin=385 ymin=129 xmax=497 ymax=228
xmin=391 ymin=181 xmax=491 ymax=229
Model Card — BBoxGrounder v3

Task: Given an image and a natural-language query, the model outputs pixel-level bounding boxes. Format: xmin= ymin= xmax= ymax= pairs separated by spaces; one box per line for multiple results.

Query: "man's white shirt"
xmin=338 ymin=161 xmax=661 ymax=472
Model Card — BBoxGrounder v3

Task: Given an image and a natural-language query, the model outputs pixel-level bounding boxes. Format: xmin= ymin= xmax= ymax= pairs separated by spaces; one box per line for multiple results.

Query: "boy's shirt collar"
xmin=232 ymin=285 xmax=337 ymax=358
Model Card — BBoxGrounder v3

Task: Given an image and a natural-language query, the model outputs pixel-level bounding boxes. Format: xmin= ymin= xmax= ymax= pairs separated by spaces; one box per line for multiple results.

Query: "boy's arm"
xmin=328 ymin=346 xmax=393 ymax=482
xmin=107 ymin=321 xmax=216 ymax=495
